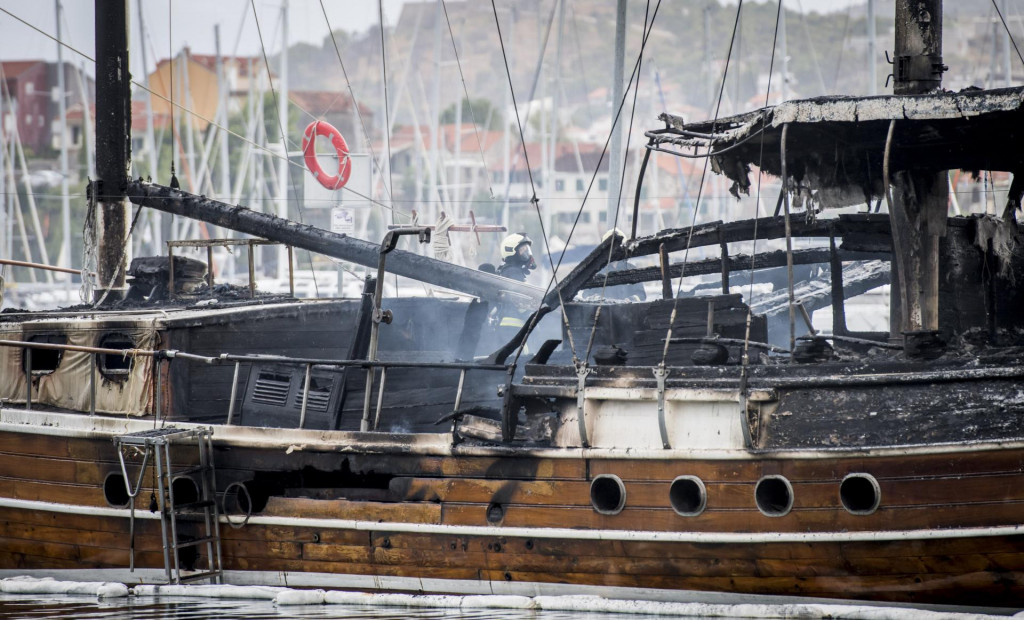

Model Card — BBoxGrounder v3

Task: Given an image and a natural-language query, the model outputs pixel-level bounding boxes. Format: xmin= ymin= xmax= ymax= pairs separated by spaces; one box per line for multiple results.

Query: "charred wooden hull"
xmin=2 ymin=410 xmax=1023 ymax=608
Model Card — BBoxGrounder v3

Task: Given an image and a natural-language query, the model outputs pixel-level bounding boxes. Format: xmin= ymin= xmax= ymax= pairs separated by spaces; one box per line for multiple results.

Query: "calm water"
xmin=0 ymin=594 xmax=696 ymax=620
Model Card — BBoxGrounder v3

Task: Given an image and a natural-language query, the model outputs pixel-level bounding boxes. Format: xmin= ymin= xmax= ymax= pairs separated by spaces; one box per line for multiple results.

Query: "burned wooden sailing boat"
xmin=0 ymin=0 xmax=1023 ymax=612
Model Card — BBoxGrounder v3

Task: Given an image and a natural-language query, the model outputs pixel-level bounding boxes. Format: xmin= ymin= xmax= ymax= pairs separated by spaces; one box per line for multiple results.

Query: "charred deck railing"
xmin=0 ymin=339 xmax=508 ymax=432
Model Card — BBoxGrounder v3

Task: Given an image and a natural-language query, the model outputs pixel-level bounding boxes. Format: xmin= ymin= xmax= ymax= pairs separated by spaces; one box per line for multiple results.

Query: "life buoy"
xmin=301 ymin=120 xmax=351 ymax=190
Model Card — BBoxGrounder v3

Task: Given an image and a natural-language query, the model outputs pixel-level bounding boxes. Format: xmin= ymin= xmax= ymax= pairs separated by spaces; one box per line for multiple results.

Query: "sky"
xmin=0 ymin=0 xmax=864 ymax=79
xmin=0 ymin=0 xmax=408 ymax=78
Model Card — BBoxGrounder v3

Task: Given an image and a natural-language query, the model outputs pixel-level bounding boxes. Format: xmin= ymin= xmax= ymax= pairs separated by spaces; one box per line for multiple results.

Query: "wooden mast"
xmin=93 ymin=0 xmax=132 ymax=302
xmin=890 ymin=0 xmax=947 ymax=355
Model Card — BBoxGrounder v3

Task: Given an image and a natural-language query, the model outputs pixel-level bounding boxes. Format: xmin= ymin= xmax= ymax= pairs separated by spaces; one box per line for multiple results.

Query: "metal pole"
xmin=298 ymin=363 xmax=311 ymax=429
xmin=276 ymin=0 xmax=290 ymax=280
xmin=137 ymin=0 xmax=161 ymax=251
xmin=606 ymin=0 xmax=627 ymax=227
xmin=867 ymin=0 xmax=877 ymax=95
xmin=90 ymin=353 xmax=97 ymax=415
xmin=94 ymin=0 xmax=132 ymax=303
xmin=225 ymin=361 xmax=240 ymax=424
xmin=56 ymin=0 xmax=71 ymax=277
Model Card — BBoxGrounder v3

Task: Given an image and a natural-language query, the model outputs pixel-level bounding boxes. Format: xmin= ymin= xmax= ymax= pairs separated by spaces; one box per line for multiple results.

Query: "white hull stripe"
xmin=2 ymin=496 xmax=1022 ymax=544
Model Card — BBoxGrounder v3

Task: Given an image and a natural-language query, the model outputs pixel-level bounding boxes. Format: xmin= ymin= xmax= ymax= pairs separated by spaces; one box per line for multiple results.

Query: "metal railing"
xmin=0 ymin=338 xmax=508 ymax=432
xmin=166 ymin=238 xmax=295 ymax=299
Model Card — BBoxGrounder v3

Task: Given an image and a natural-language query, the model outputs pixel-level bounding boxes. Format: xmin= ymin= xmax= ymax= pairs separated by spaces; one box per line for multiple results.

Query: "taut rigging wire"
xmin=992 ymin=0 xmax=1024 ymax=67
xmin=740 ymin=0 xmax=786 ymax=377
xmin=658 ymin=0 xmax=745 ymax=367
xmin=318 ymin=0 xmax=397 ymax=208
xmin=441 ymin=0 xmax=495 ymax=198
xmin=490 ymin=0 xmax=579 ymax=361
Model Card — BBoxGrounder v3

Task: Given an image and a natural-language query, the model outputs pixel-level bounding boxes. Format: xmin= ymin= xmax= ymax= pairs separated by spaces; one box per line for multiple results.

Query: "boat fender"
xmin=301 ymin=121 xmax=351 ymax=190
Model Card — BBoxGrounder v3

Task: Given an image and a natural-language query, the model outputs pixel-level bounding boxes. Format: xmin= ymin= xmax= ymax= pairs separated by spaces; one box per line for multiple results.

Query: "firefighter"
xmin=493 ymin=232 xmax=536 ymax=348
xmin=496 ymin=232 xmax=536 ymax=282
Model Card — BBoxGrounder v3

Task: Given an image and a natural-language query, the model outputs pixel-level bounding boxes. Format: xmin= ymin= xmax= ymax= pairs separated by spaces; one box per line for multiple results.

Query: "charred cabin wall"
xmin=939 ymin=217 xmax=1024 ymax=345
xmin=562 ymin=296 xmax=766 ymax=366
xmin=167 ymin=298 xmax=499 ymax=426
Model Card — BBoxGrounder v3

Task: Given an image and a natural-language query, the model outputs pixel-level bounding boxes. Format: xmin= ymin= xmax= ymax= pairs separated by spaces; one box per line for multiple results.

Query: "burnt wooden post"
xmin=93 ymin=0 xmax=132 ymax=303
xmin=890 ymin=0 xmax=947 ymax=350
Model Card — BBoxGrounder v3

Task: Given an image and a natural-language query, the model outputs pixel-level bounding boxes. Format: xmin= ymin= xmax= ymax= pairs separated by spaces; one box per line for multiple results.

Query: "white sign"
xmin=330 ymin=207 xmax=355 ymax=235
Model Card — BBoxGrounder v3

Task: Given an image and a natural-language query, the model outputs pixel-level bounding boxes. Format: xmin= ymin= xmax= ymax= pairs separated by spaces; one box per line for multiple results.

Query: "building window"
xmin=599 ymin=177 xmax=608 ymax=191
xmin=555 ymin=179 xmax=565 ymax=192
xmin=576 ymin=179 xmax=584 ymax=192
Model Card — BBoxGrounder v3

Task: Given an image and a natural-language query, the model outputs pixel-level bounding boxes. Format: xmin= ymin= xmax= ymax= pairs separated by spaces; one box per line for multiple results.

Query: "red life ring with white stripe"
xmin=301 ymin=120 xmax=351 ymax=190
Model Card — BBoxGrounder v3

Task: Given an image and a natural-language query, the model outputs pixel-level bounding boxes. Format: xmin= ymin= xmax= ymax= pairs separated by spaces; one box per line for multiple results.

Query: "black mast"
xmin=890 ymin=0 xmax=947 ymax=354
xmin=93 ymin=0 xmax=132 ymax=302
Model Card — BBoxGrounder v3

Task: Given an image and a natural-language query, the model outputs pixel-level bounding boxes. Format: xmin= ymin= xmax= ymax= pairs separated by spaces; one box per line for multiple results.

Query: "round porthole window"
xmin=840 ymin=473 xmax=881 ymax=515
xmin=590 ymin=474 xmax=626 ymax=515
xmin=755 ymin=475 xmax=793 ymax=517
xmin=669 ymin=476 xmax=707 ymax=516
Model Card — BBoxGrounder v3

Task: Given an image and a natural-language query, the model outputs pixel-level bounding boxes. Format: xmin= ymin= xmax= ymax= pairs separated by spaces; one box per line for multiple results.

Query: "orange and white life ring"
xmin=301 ymin=120 xmax=351 ymax=190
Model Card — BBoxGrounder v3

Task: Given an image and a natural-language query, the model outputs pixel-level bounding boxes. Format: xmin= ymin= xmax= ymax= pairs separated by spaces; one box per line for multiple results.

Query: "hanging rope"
xmin=740 ymin=0 xmax=785 ymax=379
xmin=659 ymin=0 xmax=745 ymax=366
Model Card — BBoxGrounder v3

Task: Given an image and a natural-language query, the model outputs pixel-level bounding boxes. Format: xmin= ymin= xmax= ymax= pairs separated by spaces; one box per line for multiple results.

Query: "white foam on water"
xmin=0 ymin=576 xmax=128 ymax=598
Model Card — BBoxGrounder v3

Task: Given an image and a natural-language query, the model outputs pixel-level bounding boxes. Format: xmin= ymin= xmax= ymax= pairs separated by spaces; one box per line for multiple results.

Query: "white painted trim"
xmin=3 ymin=406 xmax=1024 ymax=461
xmin=2 ymin=496 xmax=1022 ymax=545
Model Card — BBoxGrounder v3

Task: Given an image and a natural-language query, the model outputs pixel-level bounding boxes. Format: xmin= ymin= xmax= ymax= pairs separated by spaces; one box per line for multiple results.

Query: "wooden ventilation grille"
xmin=251 ymin=372 xmax=291 ymax=407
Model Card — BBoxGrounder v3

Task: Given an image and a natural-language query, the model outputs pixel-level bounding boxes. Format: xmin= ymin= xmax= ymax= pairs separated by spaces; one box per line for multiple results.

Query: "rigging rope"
xmin=658 ymin=0 xmax=745 ymax=367
xmin=318 ymin=0 xmax=397 ymax=208
xmin=992 ymin=0 xmax=1024 ymax=67
xmin=741 ymin=0 xmax=786 ymax=378
xmin=490 ymin=0 xmax=579 ymax=362
xmin=378 ymin=0 xmax=395 ymax=209
xmin=584 ymin=0 xmax=653 ymax=365
xmin=441 ymin=0 xmax=494 ymax=198
xmin=250 ymin=0 xmax=319 ymax=297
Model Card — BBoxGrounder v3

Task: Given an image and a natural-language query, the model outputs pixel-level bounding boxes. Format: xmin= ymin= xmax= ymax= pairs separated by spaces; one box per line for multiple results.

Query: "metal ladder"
xmin=115 ymin=427 xmax=223 ymax=584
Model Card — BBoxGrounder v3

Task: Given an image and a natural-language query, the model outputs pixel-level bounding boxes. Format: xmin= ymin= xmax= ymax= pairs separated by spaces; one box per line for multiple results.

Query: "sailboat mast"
xmin=55 ymin=0 xmax=71 ymax=276
xmin=276 ymin=0 xmax=289 ymax=280
xmin=93 ymin=0 xmax=132 ymax=302
xmin=890 ymin=0 xmax=946 ymax=348
xmin=606 ymin=0 xmax=626 ymax=228
xmin=867 ymin=0 xmax=877 ymax=95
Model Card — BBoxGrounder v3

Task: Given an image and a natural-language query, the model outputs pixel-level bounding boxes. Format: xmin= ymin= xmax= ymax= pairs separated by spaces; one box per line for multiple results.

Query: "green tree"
xmin=439 ymin=98 xmax=503 ymax=131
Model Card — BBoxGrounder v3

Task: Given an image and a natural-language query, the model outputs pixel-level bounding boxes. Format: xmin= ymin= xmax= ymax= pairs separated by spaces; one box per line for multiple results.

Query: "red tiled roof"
xmin=0 ymin=60 xmax=44 ymax=79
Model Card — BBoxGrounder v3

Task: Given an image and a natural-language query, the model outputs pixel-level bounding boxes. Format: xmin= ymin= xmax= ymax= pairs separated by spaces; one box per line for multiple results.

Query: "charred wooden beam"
xmin=125 ymin=181 xmax=544 ymax=304
xmin=582 ymin=247 xmax=889 ymax=290
xmin=630 ymin=213 xmax=892 ymax=257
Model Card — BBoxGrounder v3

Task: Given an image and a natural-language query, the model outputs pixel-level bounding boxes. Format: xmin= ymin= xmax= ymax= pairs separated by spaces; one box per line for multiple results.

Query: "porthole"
xmin=590 ymin=474 xmax=626 ymax=515
xmin=669 ymin=476 xmax=707 ymax=516
xmin=171 ymin=476 xmax=200 ymax=506
xmin=99 ymin=333 xmax=135 ymax=379
xmin=103 ymin=472 xmax=130 ymax=507
xmin=486 ymin=502 xmax=505 ymax=524
xmin=840 ymin=473 xmax=881 ymax=515
xmin=22 ymin=334 xmax=66 ymax=375
xmin=755 ymin=475 xmax=793 ymax=517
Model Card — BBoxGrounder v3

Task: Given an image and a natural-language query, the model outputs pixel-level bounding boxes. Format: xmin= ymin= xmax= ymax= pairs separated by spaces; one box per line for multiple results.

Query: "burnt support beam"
xmin=581 ymin=248 xmax=889 ymax=290
xmin=125 ymin=181 xmax=544 ymax=305
xmin=93 ymin=0 xmax=132 ymax=303
xmin=893 ymin=0 xmax=945 ymax=94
